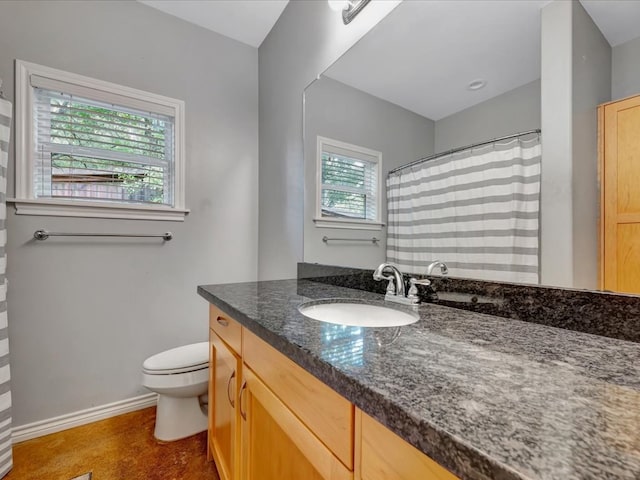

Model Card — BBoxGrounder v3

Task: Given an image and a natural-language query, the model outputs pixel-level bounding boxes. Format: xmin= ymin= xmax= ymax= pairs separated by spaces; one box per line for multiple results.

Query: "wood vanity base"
xmin=208 ymin=304 xmax=459 ymax=480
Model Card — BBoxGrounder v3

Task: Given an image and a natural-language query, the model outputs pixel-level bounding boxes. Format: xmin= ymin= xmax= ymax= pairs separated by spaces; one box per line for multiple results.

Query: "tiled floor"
xmin=5 ymin=407 xmax=220 ymax=480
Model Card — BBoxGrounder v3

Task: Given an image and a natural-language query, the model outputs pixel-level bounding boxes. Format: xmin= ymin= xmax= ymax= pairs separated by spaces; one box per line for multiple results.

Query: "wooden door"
xmin=601 ymin=94 xmax=640 ymax=293
xmin=239 ymin=367 xmax=352 ymax=480
xmin=209 ymin=330 xmax=240 ymax=480
xmin=355 ymin=410 xmax=458 ymax=480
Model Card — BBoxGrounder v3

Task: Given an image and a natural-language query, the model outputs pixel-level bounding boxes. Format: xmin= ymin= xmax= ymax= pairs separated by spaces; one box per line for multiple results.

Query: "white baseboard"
xmin=11 ymin=393 xmax=158 ymax=444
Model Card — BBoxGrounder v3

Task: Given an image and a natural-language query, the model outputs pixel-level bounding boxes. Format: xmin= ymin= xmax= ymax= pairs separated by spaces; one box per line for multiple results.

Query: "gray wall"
xmin=434 ymin=80 xmax=541 ymax=154
xmin=0 ymin=1 xmax=258 ymax=426
xmin=612 ymin=36 xmax=640 ymax=101
xmin=540 ymin=0 xmax=574 ymax=288
xmin=258 ymin=0 xmax=400 ymax=280
xmin=303 ymin=76 xmax=434 ymax=268
xmin=571 ymin=1 xmax=611 ymax=289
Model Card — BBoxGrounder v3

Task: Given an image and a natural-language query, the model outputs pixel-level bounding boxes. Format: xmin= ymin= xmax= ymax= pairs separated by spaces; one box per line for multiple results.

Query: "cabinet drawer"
xmin=210 ymin=304 xmax=242 ymax=354
xmin=357 ymin=410 xmax=458 ymax=480
xmin=243 ymin=329 xmax=354 ymax=470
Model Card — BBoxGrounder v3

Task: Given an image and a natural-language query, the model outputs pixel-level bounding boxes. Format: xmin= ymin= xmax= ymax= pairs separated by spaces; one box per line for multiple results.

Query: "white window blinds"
xmin=320 ymin=146 xmax=379 ymax=222
xmin=32 ymin=86 xmax=175 ymax=206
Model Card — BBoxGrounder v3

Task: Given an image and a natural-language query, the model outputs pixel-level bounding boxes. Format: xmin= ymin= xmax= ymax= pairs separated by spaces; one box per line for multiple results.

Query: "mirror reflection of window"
xmin=316 ymin=136 xmax=381 ymax=228
xmin=321 ymin=153 xmax=376 ymax=220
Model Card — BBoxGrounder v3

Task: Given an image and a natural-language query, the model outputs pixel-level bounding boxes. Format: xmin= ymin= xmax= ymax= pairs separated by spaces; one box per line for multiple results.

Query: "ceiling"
xmin=581 ymin=0 xmax=640 ymax=46
xmin=137 ymin=0 xmax=640 ymax=118
xmin=323 ymin=0 xmax=640 ymax=121
xmin=138 ymin=0 xmax=289 ymax=48
xmin=325 ymin=0 xmax=547 ymax=120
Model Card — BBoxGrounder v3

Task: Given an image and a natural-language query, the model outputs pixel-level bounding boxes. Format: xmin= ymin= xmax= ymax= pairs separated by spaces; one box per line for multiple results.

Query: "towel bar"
xmin=33 ymin=230 xmax=172 ymax=241
xmin=322 ymin=236 xmax=379 ymax=244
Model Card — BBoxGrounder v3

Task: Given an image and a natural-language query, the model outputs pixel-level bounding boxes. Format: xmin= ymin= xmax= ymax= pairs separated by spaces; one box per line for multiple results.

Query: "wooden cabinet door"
xmin=601 ymin=94 xmax=640 ymax=293
xmin=239 ymin=367 xmax=352 ymax=480
xmin=355 ymin=410 xmax=458 ymax=480
xmin=209 ymin=330 xmax=241 ymax=480
xmin=242 ymin=329 xmax=353 ymax=469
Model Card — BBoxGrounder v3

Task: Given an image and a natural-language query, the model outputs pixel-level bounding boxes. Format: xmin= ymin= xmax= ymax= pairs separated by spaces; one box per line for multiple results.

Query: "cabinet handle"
xmin=216 ymin=317 xmax=229 ymax=327
xmin=239 ymin=380 xmax=247 ymax=421
xmin=226 ymin=370 xmax=236 ymax=408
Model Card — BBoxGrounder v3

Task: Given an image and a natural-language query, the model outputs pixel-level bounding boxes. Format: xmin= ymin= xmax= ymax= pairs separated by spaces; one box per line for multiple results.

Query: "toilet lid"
xmin=143 ymin=342 xmax=209 ymax=373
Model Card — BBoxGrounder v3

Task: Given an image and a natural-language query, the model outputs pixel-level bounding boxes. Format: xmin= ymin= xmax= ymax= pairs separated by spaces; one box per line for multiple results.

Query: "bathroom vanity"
xmin=206 ymin=299 xmax=454 ymax=480
xmin=198 ymin=278 xmax=640 ymax=480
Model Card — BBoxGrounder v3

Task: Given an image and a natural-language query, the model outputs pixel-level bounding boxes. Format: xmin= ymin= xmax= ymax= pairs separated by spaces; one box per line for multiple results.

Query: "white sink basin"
xmin=298 ymin=301 xmax=419 ymax=327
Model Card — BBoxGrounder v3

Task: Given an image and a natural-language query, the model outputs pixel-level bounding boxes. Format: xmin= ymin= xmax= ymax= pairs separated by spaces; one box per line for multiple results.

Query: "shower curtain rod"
xmin=388 ymin=129 xmax=541 ymax=176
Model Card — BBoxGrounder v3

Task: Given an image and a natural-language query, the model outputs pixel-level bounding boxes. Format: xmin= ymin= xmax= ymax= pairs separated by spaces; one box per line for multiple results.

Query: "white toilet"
xmin=142 ymin=342 xmax=209 ymax=442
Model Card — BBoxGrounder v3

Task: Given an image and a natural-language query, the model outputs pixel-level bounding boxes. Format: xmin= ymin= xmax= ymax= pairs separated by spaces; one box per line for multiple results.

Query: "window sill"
xmin=8 ymin=198 xmax=190 ymax=221
xmin=313 ymin=218 xmax=384 ymax=230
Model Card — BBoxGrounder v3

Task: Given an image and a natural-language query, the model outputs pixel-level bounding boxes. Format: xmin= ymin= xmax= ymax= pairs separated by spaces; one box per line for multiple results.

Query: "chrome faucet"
xmin=426 ymin=260 xmax=449 ymax=276
xmin=374 ymin=263 xmax=425 ymax=306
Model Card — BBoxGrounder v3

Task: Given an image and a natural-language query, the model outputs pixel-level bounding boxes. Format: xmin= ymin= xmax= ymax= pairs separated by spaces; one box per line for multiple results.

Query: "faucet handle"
xmin=407 ymin=277 xmax=431 ymax=300
xmin=385 ymin=279 xmax=396 ymax=295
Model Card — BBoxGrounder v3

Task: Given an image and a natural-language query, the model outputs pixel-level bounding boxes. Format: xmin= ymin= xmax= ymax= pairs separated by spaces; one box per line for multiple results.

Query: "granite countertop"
xmin=197 ymin=279 xmax=640 ymax=480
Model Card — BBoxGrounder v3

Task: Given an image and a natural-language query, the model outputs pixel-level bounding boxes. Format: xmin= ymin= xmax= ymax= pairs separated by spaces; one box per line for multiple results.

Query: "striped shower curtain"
xmin=0 ymin=96 xmax=12 ymax=477
xmin=386 ymin=135 xmax=542 ymax=284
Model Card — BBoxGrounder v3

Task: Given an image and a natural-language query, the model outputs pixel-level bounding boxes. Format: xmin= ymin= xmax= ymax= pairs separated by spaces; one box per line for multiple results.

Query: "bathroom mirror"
xmin=303 ymin=0 xmax=640 ymax=292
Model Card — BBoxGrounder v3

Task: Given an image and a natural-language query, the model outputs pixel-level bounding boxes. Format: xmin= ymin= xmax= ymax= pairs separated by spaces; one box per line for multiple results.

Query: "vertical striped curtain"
xmin=0 ymin=96 xmax=12 ymax=477
xmin=386 ymin=135 xmax=542 ymax=283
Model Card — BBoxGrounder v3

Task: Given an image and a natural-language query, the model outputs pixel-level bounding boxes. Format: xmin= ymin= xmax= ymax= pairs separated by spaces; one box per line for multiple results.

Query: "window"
xmin=13 ymin=60 xmax=187 ymax=220
xmin=315 ymin=136 xmax=382 ymax=230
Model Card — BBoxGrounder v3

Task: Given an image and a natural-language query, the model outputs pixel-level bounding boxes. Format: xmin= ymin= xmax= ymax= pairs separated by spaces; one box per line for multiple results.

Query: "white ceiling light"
xmin=467 ymin=79 xmax=487 ymax=91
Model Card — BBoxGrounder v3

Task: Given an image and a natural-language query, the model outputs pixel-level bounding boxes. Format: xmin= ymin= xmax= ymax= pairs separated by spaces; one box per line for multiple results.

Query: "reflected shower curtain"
xmin=386 ymin=135 xmax=542 ymax=283
xmin=0 ymin=96 xmax=12 ymax=477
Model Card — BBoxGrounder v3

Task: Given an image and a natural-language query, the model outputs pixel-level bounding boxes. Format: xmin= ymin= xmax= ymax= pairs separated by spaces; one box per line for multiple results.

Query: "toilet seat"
xmin=143 ymin=342 xmax=209 ymax=375
xmin=142 ymin=366 xmax=209 ymax=392
xmin=143 ymin=363 xmax=208 ymax=375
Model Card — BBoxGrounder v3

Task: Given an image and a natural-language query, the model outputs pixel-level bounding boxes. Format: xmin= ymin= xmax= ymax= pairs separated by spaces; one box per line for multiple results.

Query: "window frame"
xmin=314 ymin=136 xmax=383 ymax=230
xmin=12 ymin=60 xmax=188 ymax=221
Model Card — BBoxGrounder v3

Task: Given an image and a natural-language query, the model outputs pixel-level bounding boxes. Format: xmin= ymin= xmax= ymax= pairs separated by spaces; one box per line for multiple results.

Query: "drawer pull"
xmin=239 ymin=380 xmax=247 ymax=420
xmin=227 ymin=370 xmax=236 ymax=407
xmin=216 ymin=317 xmax=229 ymax=327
